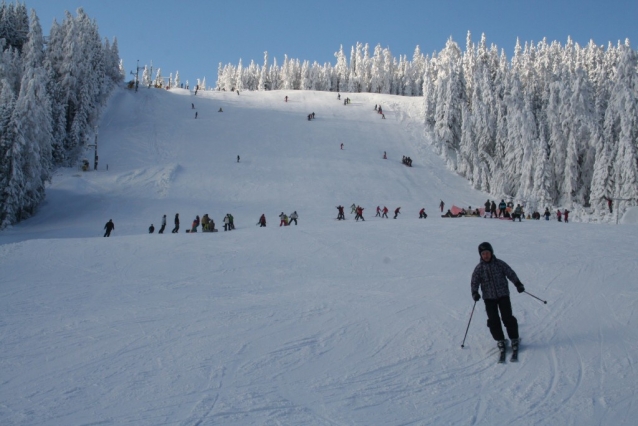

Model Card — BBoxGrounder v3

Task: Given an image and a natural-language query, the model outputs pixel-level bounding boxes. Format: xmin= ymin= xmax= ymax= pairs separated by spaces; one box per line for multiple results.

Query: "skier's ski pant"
xmin=484 ymin=296 xmax=519 ymax=341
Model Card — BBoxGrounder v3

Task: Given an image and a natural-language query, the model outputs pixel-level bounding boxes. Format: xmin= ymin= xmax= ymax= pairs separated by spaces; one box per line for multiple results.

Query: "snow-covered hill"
xmin=1 ymin=87 xmax=637 ymax=425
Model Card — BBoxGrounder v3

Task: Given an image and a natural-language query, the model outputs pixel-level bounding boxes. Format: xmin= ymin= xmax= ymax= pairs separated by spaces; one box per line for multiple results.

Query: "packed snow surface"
xmin=1 ymin=88 xmax=637 ymax=425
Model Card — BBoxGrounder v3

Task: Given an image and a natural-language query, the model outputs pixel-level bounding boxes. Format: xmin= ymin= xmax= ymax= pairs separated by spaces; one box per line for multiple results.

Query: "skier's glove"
xmin=515 ymin=282 xmax=525 ymax=293
xmin=472 ymin=292 xmax=481 ymax=302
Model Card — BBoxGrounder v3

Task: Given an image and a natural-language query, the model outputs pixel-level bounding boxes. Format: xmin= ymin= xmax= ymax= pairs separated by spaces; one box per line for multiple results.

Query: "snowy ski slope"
xmin=0 ymin=87 xmax=637 ymax=425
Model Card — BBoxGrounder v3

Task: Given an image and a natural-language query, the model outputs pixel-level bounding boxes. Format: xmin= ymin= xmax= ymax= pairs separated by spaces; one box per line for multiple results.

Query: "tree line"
xmin=0 ymin=3 xmax=123 ymax=229
xmin=214 ymin=34 xmax=638 ymax=220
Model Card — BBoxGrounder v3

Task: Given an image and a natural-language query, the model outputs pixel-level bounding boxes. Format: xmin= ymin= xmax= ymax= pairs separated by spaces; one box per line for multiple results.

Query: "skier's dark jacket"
xmin=471 ymin=255 xmax=520 ymax=300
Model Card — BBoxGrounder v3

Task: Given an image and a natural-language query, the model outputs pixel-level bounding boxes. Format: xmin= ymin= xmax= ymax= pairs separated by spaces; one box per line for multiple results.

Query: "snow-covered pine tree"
xmin=10 ymin=62 xmax=53 ymax=223
xmin=258 ymin=51 xmax=268 ymax=91
xmin=334 ymin=45 xmax=348 ymax=92
xmin=142 ymin=65 xmax=151 ymax=87
xmin=0 ymin=79 xmax=21 ymax=228
xmin=609 ymin=47 xmax=638 ymax=213
xmin=174 ymin=70 xmax=180 ymax=88
xmin=235 ymin=59 xmax=244 ymax=92
xmin=433 ymin=38 xmax=464 ymax=169
xmin=369 ymin=44 xmax=384 ymax=93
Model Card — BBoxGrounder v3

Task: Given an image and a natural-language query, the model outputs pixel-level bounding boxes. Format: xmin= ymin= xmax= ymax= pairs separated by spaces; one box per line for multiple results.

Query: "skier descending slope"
xmin=471 ymin=242 xmax=525 ymax=363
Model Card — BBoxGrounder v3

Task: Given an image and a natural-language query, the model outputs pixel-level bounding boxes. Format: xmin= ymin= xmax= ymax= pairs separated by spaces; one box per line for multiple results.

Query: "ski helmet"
xmin=478 ymin=242 xmax=493 ymax=255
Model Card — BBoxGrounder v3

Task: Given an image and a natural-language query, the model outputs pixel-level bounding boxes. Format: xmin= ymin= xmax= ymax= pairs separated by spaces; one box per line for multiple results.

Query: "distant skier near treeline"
xmin=484 ymin=200 xmax=492 ymax=218
xmin=471 ymin=242 xmax=525 ymax=360
xmin=289 ymin=211 xmax=298 ymax=225
xmin=158 ymin=214 xmax=167 ymax=233
xmin=172 ymin=213 xmax=180 ymax=233
xmin=104 ymin=219 xmax=115 ymax=237
xmin=498 ymin=200 xmax=507 ymax=217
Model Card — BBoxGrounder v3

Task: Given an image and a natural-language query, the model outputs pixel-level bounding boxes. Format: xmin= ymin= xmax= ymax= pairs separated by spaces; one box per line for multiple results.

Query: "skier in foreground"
xmin=471 ymin=242 xmax=525 ymax=362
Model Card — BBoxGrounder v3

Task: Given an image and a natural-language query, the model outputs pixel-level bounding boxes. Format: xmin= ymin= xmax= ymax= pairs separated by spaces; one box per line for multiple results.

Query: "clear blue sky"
xmin=24 ymin=0 xmax=638 ymax=86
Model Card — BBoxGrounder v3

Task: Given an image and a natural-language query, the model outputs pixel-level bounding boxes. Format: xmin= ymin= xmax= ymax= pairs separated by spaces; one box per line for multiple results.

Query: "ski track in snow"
xmin=1 ymin=88 xmax=638 ymax=425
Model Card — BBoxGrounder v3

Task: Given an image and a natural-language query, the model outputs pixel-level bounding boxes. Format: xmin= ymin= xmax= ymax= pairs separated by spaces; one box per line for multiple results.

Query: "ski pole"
xmin=461 ymin=301 xmax=477 ymax=348
xmin=524 ymin=291 xmax=547 ymax=304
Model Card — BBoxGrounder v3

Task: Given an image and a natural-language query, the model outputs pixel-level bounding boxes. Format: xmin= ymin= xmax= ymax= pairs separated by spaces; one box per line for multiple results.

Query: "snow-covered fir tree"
xmin=0 ymin=6 xmax=121 ymax=229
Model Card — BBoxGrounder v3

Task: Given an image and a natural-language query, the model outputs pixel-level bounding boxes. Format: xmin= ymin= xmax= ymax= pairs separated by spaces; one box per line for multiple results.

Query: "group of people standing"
xmin=146 ymin=212 xmax=234 ymax=234
xmin=402 ymin=156 xmax=413 ymax=167
xmin=276 ymin=211 xmax=299 ymax=226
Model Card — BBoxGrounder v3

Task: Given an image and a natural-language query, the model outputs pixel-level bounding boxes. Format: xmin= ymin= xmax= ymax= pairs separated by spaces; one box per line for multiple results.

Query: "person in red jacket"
xmin=382 ymin=206 xmax=389 ymax=218
xmin=557 ymin=209 xmax=562 ymax=222
xmin=355 ymin=206 xmax=365 ymax=221
xmin=563 ymin=209 xmax=570 ymax=223
xmin=376 ymin=206 xmax=381 ymax=217
xmin=394 ymin=207 xmax=401 ymax=219
xmin=419 ymin=208 xmax=427 ymax=219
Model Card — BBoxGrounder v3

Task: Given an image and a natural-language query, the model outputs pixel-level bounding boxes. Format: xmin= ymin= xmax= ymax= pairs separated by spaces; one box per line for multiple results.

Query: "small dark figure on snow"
xmin=440 ymin=200 xmax=445 ymax=213
xmin=285 ymin=96 xmax=288 ymax=102
xmin=374 ymin=104 xmax=378 ymax=111
xmin=376 ymin=206 xmax=381 ymax=217
xmin=498 ymin=200 xmax=507 ymax=217
xmin=557 ymin=209 xmax=562 ymax=222
xmin=190 ymin=215 xmax=200 ymax=232
xmin=218 ymin=107 xmax=223 ymax=112
xmin=490 ymin=201 xmax=497 ymax=218
xmin=195 ymin=112 xmax=198 ymax=119
xmin=289 ymin=211 xmax=298 ymax=225
xmin=237 ymin=155 xmax=240 ymax=163
xmin=383 ymin=151 xmax=387 ymax=159
xmin=104 ymin=219 xmax=115 ymax=237
xmin=258 ymin=214 xmax=266 ymax=227
xmin=336 ymin=205 xmax=345 ymax=220
xmin=172 ymin=213 xmax=180 ymax=233
xmin=158 ymin=214 xmax=167 ymax=233
xmin=564 ymin=209 xmax=570 ymax=223
xmin=149 ymin=224 xmax=155 ymax=233
xmin=382 ymin=206 xmax=389 ymax=218
xmin=394 ymin=207 xmax=401 ymax=219
xmin=471 ymin=242 xmax=525 ymax=356
xmin=419 ymin=208 xmax=427 ymax=219
xmin=191 ymin=103 xmax=194 ymax=109
xmin=337 ymin=93 xmax=341 ymax=100
xmin=484 ymin=200 xmax=492 ymax=218
xmin=279 ymin=212 xmax=288 ymax=226
xmin=341 ymin=143 xmax=344 ymax=150
xmin=355 ymin=206 xmax=365 ymax=221
xmin=512 ymin=204 xmax=523 ymax=222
